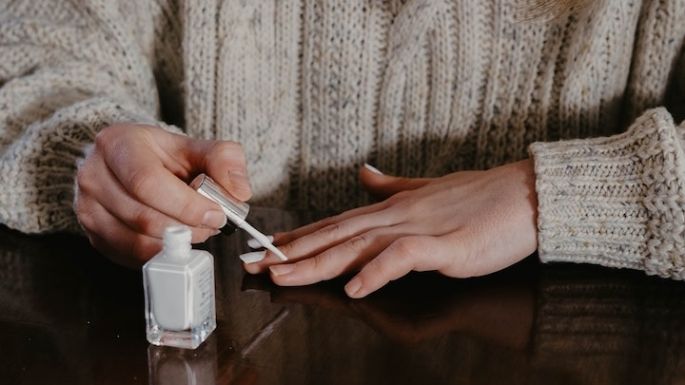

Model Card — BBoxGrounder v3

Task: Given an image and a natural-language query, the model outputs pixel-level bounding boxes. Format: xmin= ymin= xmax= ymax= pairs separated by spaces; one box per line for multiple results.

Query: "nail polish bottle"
xmin=143 ymin=225 xmax=216 ymax=349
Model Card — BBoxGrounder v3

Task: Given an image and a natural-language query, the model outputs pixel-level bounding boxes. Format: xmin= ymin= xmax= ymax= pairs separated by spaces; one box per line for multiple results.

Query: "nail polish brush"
xmin=190 ymin=174 xmax=288 ymax=261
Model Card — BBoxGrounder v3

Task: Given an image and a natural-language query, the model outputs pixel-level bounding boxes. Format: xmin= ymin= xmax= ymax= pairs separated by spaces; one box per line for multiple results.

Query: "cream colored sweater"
xmin=1 ymin=0 xmax=685 ymax=278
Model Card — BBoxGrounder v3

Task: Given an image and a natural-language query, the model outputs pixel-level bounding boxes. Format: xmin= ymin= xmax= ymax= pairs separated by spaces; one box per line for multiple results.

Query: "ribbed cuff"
xmin=529 ymin=107 xmax=685 ymax=279
xmin=0 ymin=98 xmax=173 ymax=234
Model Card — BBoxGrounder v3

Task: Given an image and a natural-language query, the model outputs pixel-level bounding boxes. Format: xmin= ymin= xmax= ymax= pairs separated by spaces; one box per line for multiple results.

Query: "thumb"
xmin=185 ymin=138 xmax=253 ymax=201
xmin=359 ymin=164 xmax=431 ymax=200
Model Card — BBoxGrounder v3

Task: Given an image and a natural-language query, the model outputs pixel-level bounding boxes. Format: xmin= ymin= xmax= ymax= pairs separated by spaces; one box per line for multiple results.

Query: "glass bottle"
xmin=143 ymin=225 xmax=216 ymax=349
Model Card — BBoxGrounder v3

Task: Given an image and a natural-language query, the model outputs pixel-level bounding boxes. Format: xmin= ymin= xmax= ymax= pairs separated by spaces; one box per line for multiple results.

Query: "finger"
xmin=344 ymin=235 xmax=445 ymax=298
xmin=102 ymin=140 xmax=227 ymax=230
xmin=79 ymin=155 xmax=218 ymax=243
xmin=78 ymin=198 xmax=162 ymax=267
xmin=359 ymin=165 xmax=430 ymax=200
xmin=246 ymin=210 xmax=400 ymax=274
xmin=185 ymin=139 xmax=252 ymax=201
xmin=271 ymin=200 xmax=391 ymax=247
xmin=268 ymin=228 xmax=400 ymax=286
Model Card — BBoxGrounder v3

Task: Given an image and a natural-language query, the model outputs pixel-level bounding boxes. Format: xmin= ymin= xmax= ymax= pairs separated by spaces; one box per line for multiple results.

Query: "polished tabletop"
xmin=2 ymin=207 xmax=685 ymax=385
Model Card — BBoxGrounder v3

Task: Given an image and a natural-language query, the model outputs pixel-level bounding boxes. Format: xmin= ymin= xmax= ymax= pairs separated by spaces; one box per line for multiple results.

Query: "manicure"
xmin=364 ymin=163 xmax=383 ymax=175
xmin=345 ymin=277 xmax=363 ymax=297
xmin=247 ymin=235 xmax=274 ymax=249
xmin=203 ymin=210 xmax=227 ymax=229
xmin=239 ymin=251 xmax=266 ymax=264
xmin=269 ymin=264 xmax=295 ymax=276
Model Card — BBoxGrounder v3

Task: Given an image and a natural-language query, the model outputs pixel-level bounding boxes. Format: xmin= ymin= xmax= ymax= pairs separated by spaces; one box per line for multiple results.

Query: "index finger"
xmin=106 ymin=144 xmax=227 ymax=229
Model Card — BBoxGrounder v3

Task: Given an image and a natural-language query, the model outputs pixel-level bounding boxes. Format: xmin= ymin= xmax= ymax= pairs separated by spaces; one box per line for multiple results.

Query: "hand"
xmin=244 ymin=160 xmax=538 ymax=298
xmin=74 ymin=123 xmax=251 ymax=266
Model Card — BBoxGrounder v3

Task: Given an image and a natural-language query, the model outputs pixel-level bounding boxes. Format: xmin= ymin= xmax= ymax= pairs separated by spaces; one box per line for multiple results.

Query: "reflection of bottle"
xmin=143 ymin=225 xmax=216 ymax=349
xmin=147 ymin=336 xmax=218 ymax=385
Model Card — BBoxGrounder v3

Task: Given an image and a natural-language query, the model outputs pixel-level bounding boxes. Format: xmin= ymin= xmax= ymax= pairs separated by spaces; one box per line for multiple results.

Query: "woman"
xmin=1 ymin=0 xmax=684 ymax=298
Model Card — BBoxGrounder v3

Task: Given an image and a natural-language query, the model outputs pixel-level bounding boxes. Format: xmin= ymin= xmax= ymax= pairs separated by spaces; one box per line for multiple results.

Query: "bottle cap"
xmin=190 ymin=174 xmax=250 ymax=234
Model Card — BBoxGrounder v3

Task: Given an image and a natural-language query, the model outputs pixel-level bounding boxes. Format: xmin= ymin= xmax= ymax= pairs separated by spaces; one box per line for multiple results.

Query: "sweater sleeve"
xmin=0 ymin=1 xmax=180 ymax=234
xmin=529 ymin=108 xmax=685 ymax=280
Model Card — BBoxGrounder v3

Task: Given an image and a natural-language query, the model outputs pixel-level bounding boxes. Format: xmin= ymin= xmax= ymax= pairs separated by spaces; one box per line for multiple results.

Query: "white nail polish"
xmin=240 ymin=251 xmax=267 ymax=264
xmin=364 ymin=163 xmax=383 ymax=175
xmin=247 ymin=235 xmax=274 ymax=249
xmin=143 ymin=225 xmax=216 ymax=349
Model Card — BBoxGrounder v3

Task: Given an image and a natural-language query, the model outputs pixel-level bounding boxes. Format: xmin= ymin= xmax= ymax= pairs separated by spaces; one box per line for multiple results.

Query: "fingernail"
xmin=203 ymin=210 xmax=227 ymax=229
xmin=269 ymin=264 xmax=295 ymax=277
xmin=247 ymin=235 xmax=274 ymax=249
xmin=229 ymin=171 xmax=252 ymax=193
xmin=364 ymin=163 xmax=383 ymax=175
xmin=239 ymin=251 xmax=266 ymax=264
xmin=345 ymin=277 xmax=363 ymax=297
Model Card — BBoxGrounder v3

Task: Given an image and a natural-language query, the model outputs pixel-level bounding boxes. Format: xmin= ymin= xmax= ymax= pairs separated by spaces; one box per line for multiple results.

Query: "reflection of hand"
xmin=259 ymin=272 xmax=535 ymax=349
xmin=246 ymin=160 xmax=538 ymax=298
xmin=74 ymin=124 xmax=251 ymax=266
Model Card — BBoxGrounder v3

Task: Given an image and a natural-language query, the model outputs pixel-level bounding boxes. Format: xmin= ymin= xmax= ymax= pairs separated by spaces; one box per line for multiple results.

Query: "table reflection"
xmin=1 ymin=207 xmax=685 ymax=385
xmin=148 ymin=339 xmax=219 ymax=385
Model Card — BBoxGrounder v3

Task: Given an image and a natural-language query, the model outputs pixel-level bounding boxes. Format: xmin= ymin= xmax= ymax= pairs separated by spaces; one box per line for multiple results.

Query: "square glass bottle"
xmin=143 ymin=225 xmax=216 ymax=349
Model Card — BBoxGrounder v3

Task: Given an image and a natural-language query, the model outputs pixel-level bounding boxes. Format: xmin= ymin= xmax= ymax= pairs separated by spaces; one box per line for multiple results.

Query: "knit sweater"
xmin=1 ymin=0 xmax=685 ymax=278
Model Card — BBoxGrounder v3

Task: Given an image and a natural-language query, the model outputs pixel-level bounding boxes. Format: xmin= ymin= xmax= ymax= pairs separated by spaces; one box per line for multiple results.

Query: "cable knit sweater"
xmin=1 ymin=0 xmax=685 ymax=278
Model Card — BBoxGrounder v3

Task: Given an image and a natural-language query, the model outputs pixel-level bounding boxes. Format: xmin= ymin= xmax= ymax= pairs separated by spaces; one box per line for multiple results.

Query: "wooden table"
xmin=1 ymin=207 xmax=685 ymax=385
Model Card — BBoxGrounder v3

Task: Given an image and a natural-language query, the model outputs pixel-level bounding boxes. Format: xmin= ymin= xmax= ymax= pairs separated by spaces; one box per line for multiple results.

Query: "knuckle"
xmin=391 ymin=237 xmax=422 ymax=261
xmin=94 ymin=127 xmax=111 ymax=149
xmin=311 ymin=254 xmax=336 ymax=281
xmin=386 ymin=190 xmax=410 ymax=204
xmin=75 ymin=200 xmax=96 ymax=230
xmin=75 ymin=166 xmax=88 ymax=188
xmin=131 ymin=208 xmax=158 ymax=236
xmin=442 ymin=257 xmax=473 ymax=279
xmin=317 ymin=223 xmax=344 ymax=239
xmin=78 ymin=211 xmax=96 ymax=232
xmin=95 ymin=124 xmax=124 ymax=149
xmin=283 ymin=234 xmax=315 ymax=257
xmin=346 ymin=234 xmax=370 ymax=254
xmin=401 ymin=194 xmax=421 ymax=210
xmin=127 ymin=167 xmax=157 ymax=198
xmin=76 ymin=161 xmax=96 ymax=195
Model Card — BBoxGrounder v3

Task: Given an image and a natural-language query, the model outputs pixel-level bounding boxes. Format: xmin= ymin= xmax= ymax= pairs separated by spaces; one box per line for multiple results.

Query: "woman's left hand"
xmin=244 ymin=159 xmax=539 ymax=298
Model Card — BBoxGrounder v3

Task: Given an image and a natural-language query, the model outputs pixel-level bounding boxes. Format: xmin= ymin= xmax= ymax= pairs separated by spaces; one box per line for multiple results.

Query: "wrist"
xmin=494 ymin=159 xmax=539 ymax=252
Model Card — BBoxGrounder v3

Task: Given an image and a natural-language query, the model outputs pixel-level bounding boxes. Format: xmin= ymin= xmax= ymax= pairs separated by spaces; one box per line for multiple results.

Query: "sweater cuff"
xmin=529 ymin=107 xmax=685 ymax=279
xmin=0 ymin=98 xmax=177 ymax=234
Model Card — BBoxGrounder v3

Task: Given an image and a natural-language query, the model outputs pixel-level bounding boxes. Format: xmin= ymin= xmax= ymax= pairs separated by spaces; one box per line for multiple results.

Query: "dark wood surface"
xmin=2 ymin=207 xmax=685 ymax=385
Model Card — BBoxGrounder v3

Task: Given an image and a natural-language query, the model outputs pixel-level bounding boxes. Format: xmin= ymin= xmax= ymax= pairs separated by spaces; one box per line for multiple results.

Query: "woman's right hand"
xmin=74 ymin=123 xmax=251 ymax=267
